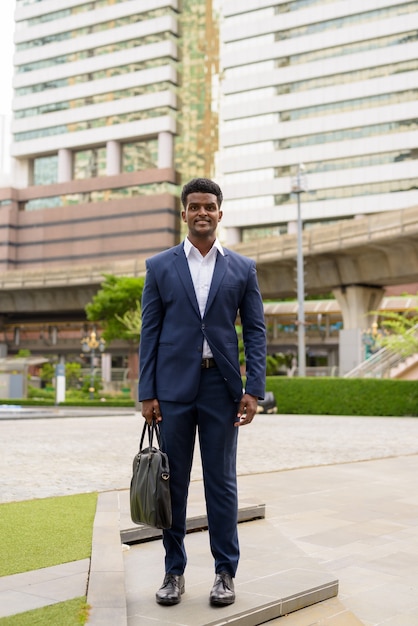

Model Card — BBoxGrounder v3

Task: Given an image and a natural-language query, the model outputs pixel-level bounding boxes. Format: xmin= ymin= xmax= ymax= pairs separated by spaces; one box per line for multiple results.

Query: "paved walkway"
xmin=1 ymin=409 xmax=418 ymax=625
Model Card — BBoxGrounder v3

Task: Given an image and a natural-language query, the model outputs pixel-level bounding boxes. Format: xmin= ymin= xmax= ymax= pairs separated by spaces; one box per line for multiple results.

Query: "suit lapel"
xmin=204 ymin=251 xmax=228 ymax=316
xmin=173 ymin=244 xmax=201 ymax=317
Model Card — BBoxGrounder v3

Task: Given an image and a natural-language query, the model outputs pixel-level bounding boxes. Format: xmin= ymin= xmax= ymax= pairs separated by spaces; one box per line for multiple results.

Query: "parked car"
xmin=256 ymin=391 xmax=277 ymax=414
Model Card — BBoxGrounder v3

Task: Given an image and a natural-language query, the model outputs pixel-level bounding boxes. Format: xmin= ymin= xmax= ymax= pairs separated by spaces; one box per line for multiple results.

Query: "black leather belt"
xmin=201 ymin=358 xmax=217 ymax=369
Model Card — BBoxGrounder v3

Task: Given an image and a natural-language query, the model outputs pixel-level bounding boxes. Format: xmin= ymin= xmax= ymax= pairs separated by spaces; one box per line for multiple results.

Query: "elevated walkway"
xmin=1 ymin=206 xmax=417 ymax=303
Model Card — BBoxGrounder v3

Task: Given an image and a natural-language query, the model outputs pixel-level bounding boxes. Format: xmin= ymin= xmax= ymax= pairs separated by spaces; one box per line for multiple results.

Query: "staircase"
xmin=389 ymin=352 xmax=418 ymax=379
xmin=344 ymin=326 xmax=418 ymax=379
xmin=344 ymin=346 xmax=405 ymax=378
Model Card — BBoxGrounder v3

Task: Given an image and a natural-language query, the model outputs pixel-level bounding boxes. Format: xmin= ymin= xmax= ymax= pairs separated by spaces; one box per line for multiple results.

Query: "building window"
xmin=32 ymin=155 xmax=58 ymax=185
xmin=74 ymin=148 xmax=106 ymax=179
xmin=122 ymin=140 xmax=158 ymax=172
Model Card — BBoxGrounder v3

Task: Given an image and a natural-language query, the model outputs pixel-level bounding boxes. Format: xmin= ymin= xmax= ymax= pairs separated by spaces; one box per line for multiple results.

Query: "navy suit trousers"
xmin=158 ymin=366 xmax=240 ymax=577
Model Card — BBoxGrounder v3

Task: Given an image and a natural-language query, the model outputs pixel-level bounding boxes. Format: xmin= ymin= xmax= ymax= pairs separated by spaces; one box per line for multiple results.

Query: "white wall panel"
xmin=13 ymin=40 xmax=177 ymax=90
xmin=222 ymin=15 xmax=415 ymax=69
xmin=223 ymin=0 xmax=409 ymax=41
xmin=219 ymin=130 xmax=418 ymax=174
xmin=15 ymin=0 xmax=179 ymax=43
xmin=221 ymin=190 xmax=418 ymax=229
xmin=222 ymin=72 xmax=418 ymax=121
xmin=12 ymin=91 xmax=176 ymax=134
xmin=11 ymin=116 xmax=177 ymax=158
xmin=13 ymin=65 xmax=176 ymax=113
xmin=223 ymin=42 xmax=417 ymax=94
xmin=14 ymin=16 xmax=177 ymax=65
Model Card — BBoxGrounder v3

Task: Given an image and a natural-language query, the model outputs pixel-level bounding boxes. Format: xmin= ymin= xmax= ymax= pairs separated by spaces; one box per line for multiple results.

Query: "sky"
xmin=0 ymin=3 xmax=15 ymax=117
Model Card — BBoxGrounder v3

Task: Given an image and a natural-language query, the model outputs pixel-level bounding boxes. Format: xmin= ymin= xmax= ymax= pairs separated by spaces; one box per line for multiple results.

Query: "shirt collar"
xmin=183 ymin=237 xmax=224 ymax=258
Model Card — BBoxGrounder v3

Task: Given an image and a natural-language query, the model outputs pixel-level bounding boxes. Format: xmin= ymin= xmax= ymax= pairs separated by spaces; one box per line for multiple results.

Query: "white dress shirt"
xmin=183 ymin=237 xmax=224 ymax=358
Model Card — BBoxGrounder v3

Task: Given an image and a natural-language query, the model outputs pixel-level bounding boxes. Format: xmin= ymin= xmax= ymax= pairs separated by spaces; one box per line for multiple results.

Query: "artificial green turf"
xmin=0 ymin=597 xmax=90 ymax=625
xmin=0 ymin=493 xmax=97 ymax=577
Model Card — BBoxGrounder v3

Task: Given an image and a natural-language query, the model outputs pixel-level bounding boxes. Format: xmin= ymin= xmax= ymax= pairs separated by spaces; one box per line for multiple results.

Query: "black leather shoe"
xmin=209 ymin=572 xmax=235 ymax=606
xmin=156 ymin=573 xmax=185 ymax=605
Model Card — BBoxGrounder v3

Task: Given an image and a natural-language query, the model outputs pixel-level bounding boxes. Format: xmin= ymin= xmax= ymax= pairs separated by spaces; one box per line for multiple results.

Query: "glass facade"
xmin=122 ymin=139 xmax=158 ymax=172
xmin=17 ymin=33 xmax=175 ymax=73
xmin=225 ymin=31 xmax=418 ymax=78
xmin=274 ymin=2 xmax=417 ymax=41
xmin=17 ymin=8 xmax=178 ymax=51
xmin=278 ymin=118 xmax=418 ymax=150
xmin=15 ymin=78 xmax=173 ymax=115
xmin=175 ymin=0 xmax=219 ymax=180
xmin=33 ymin=155 xmax=58 ymax=185
xmin=18 ymin=1 xmax=134 ymax=28
xmin=226 ymin=178 xmax=418 ymax=213
xmin=74 ymin=148 xmax=107 ymax=179
xmin=15 ymin=106 xmax=174 ymax=142
xmin=23 ymin=182 xmax=178 ymax=211
xmin=13 ymin=0 xmax=221 ymax=195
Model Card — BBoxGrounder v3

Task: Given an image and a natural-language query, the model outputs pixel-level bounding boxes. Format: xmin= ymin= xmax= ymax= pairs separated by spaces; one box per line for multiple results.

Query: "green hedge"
xmin=2 ymin=378 xmax=417 ymax=415
xmin=266 ymin=377 xmax=418 ymax=416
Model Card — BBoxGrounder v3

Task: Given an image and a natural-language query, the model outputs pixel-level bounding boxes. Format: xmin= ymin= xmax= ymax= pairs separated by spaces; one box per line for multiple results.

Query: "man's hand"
xmin=235 ymin=393 xmax=258 ymax=427
xmin=141 ymin=398 xmax=162 ymax=424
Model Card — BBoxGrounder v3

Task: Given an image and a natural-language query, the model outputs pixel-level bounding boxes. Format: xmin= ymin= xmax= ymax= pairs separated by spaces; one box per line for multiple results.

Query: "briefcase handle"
xmin=139 ymin=418 xmax=162 ymax=451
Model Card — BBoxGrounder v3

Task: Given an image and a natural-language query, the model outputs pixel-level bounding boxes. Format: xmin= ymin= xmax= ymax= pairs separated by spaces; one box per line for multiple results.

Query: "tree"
xmin=85 ymin=275 xmax=144 ymax=343
xmin=65 ymin=362 xmax=83 ymax=389
xmin=376 ymin=309 xmax=418 ymax=357
xmin=85 ymin=275 xmax=145 ymax=387
xmin=40 ymin=362 xmax=55 ymax=387
xmin=115 ymin=301 xmax=142 ymax=339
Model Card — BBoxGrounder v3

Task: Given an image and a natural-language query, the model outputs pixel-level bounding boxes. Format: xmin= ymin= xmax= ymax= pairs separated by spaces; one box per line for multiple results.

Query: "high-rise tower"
xmin=3 ymin=0 xmax=181 ymax=270
xmin=218 ymin=0 xmax=418 ymax=244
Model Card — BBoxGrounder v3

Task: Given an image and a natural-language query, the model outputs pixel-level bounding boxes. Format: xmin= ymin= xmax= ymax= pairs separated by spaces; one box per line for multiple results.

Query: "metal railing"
xmin=344 ymin=325 xmax=418 ymax=378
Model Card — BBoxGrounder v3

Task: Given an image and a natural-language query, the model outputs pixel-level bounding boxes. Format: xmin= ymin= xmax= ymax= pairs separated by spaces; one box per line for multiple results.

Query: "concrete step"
xmin=390 ymin=352 xmax=418 ymax=378
xmin=87 ymin=486 xmax=339 ymax=626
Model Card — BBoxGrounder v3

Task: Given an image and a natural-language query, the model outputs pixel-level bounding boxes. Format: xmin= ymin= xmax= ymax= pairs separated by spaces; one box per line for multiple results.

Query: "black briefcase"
xmin=130 ymin=419 xmax=172 ymax=529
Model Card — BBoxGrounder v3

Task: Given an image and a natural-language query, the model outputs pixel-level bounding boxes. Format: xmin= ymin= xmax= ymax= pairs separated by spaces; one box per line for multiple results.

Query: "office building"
xmin=218 ymin=0 xmax=418 ymax=244
xmin=0 ymin=0 xmax=221 ymax=368
xmin=1 ymin=0 xmax=220 ymax=272
xmin=0 ymin=115 xmax=12 ymax=183
xmin=1 ymin=0 xmax=182 ymax=271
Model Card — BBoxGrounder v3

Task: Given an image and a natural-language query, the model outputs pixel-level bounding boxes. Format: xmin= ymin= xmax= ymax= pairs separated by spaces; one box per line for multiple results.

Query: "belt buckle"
xmin=202 ymin=358 xmax=210 ymax=369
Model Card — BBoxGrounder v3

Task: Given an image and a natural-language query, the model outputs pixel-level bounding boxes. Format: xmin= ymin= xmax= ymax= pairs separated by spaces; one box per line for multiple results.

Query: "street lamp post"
xmin=81 ymin=328 xmax=106 ymax=400
xmin=291 ymin=164 xmax=308 ymax=377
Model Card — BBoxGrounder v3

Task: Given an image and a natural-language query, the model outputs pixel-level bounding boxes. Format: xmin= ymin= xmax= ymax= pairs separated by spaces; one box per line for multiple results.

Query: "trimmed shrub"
xmin=266 ymin=377 xmax=418 ymax=416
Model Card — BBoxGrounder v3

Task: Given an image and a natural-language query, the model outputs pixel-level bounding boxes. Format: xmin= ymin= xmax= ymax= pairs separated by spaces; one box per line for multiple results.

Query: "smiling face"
xmin=182 ymin=192 xmax=223 ymax=244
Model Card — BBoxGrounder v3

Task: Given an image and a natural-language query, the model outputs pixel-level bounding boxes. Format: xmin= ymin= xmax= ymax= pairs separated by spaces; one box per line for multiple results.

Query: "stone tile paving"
xmin=1 ymin=412 xmax=418 ymax=503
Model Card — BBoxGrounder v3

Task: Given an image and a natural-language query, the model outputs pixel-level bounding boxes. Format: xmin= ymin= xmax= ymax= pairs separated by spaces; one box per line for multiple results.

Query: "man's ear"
xmin=218 ymin=210 xmax=223 ymax=222
xmin=181 ymin=210 xmax=187 ymax=223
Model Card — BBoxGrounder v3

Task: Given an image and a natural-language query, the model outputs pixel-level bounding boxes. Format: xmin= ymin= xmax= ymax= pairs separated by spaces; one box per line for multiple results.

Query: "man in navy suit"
xmin=138 ymin=178 xmax=266 ymax=607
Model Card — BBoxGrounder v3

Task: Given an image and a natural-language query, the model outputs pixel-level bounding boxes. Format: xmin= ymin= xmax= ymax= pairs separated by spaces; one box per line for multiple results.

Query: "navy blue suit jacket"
xmin=138 ymin=242 xmax=266 ymax=404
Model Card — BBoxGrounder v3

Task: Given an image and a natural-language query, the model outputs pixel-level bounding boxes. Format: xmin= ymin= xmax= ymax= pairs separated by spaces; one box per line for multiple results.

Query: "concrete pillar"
xmin=333 ymin=285 xmax=385 ymax=330
xmin=157 ymin=132 xmax=173 ymax=169
xmin=287 ymin=221 xmax=297 ymax=235
xmin=58 ymin=149 xmax=72 ymax=182
xmin=106 ymin=140 xmax=121 ymax=176
xmin=224 ymin=226 xmax=241 ymax=245
xmin=101 ymin=352 xmax=111 ymax=383
xmin=55 ymin=360 xmax=66 ymax=404
xmin=339 ymin=328 xmax=363 ymax=376
xmin=334 ymin=285 xmax=385 ymax=376
xmin=11 ymin=157 xmax=30 ymax=188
